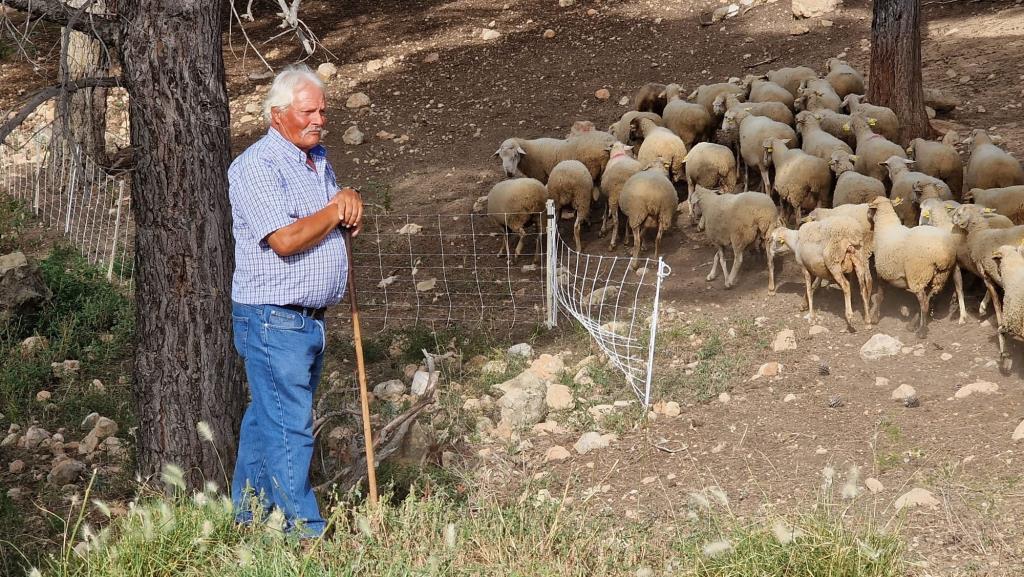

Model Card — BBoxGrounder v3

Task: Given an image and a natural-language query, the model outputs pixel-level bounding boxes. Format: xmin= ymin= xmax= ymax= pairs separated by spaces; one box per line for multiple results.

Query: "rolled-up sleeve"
xmin=229 ymin=156 xmax=295 ymax=245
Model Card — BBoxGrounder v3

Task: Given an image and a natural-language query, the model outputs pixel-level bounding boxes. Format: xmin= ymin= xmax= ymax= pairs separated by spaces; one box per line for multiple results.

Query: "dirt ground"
xmin=4 ymin=0 xmax=1024 ymax=574
xmin=224 ymin=1 xmax=1023 ymax=575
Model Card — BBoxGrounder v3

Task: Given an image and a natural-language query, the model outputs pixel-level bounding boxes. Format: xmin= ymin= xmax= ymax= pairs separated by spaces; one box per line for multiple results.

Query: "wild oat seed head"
xmin=92 ymin=499 xmax=112 ymax=518
xmin=161 ymin=463 xmax=186 ymax=491
xmin=702 ymin=539 xmax=733 ymax=558
xmin=28 ymin=568 xmax=42 ymax=577
xmin=196 ymin=421 xmax=215 ymax=443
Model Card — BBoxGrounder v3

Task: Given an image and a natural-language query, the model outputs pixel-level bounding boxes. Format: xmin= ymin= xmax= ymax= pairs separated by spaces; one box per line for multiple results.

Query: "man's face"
xmin=271 ymin=83 xmax=326 ymax=151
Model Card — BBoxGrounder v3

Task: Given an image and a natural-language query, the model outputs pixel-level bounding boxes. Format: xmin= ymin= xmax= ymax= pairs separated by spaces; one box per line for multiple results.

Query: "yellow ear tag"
xmin=922 ymin=211 xmax=930 ymax=219
xmin=984 ymin=208 xmax=996 ymax=213
xmin=842 ymin=123 xmax=851 ymax=132
xmin=868 ymin=118 xmax=877 ymax=127
xmin=767 ymin=147 xmax=773 ymax=152
xmin=779 ymin=238 xmax=786 ymax=245
xmin=892 ymin=197 xmax=903 ymax=207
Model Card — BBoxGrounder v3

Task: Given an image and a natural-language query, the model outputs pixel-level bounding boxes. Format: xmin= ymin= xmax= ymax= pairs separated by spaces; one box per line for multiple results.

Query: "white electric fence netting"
xmin=1 ymin=137 xmax=670 ymax=403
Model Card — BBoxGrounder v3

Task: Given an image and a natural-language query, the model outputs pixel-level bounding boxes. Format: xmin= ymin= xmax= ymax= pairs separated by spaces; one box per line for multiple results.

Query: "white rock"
xmin=481 ymin=360 xmax=507 ymax=375
xmin=954 ymin=380 xmax=999 ymax=399
xmin=558 ymin=0 xmax=574 ymax=6
xmin=496 ymin=372 xmax=547 ymax=428
xmin=586 ymin=286 xmax=620 ymax=307
xmin=508 ymin=343 xmax=534 ymax=358
xmin=410 ymin=371 xmax=431 ymax=396
xmin=346 ymin=92 xmax=371 ymax=109
xmin=594 ymin=88 xmax=611 ymax=100
xmin=783 ymin=393 xmax=797 ymax=403
xmin=20 ymin=426 xmax=50 ymax=450
xmin=19 ymin=335 xmax=48 ymax=355
xmin=792 ymin=0 xmax=841 ymax=19
xmin=864 ymin=477 xmax=884 ymax=493
xmin=718 ymin=392 xmax=731 ymax=404
xmin=80 ymin=412 xmax=99 ymax=431
xmin=772 ymin=329 xmax=797 ymax=352
xmin=891 ymin=384 xmax=916 ymax=401
xmin=1013 ymin=420 xmax=1024 ymax=441
xmin=373 ymin=379 xmax=406 ymax=401
xmin=544 ymin=445 xmax=571 ymax=462
xmin=423 ymin=52 xmax=440 ymax=63
xmin=342 ymin=125 xmax=364 ymax=145
xmin=663 ymin=401 xmax=681 ymax=417
xmin=8 ymin=459 xmax=25 ymax=474
xmin=316 ymin=62 xmax=338 ymax=80
xmin=480 ymin=28 xmax=501 ymax=41
xmin=528 ymin=354 xmax=566 ymax=381
xmin=859 ymin=334 xmax=903 ymax=360
xmin=940 ymin=352 xmax=953 ymax=361
xmin=874 ymin=377 xmax=890 ymax=388
xmin=894 ymin=487 xmax=940 ymax=510
xmin=543 ymin=29 xmax=556 ymax=39
xmin=753 ymin=362 xmax=782 ymax=379
xmin=809 ymin=325 xmax=829 ymax=336
xmin=574 ymin=431 xmax=615 ymax=454
xmin=545 ymin=384 xmax=575 ymax=411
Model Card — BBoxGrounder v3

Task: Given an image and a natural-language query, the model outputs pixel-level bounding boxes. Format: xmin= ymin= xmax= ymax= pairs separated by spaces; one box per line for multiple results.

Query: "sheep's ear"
xmin=849 ymin=154 xmax=858 ymax=162
xmin=905 ymin=146 xmax=913 ymax=155
xmin=624 ymin=145 xmax=633 ymax=151
xmin=780 ymin=138 xmax=791 ymax=145
xmin=516 ymin=146 xmax=527 ymax=155
xmin=657 ymin=91 xmax=666 ymax=99
xmin=492 ymin=148 xmax=501 ymax=157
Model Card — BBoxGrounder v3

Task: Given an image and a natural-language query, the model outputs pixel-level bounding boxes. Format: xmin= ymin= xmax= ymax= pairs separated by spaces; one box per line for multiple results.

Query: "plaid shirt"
xmin=229 ymin=128 xmax=348 ymax=309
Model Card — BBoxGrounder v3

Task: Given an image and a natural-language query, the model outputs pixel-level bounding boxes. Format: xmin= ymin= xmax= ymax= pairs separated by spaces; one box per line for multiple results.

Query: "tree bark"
xmin=54 ymin=0 xmax=109 ymax=165
xmin=867 ymin=0 xmax=934 ymax=144
xmin=118 ymin=0 xmax=243 ymax=487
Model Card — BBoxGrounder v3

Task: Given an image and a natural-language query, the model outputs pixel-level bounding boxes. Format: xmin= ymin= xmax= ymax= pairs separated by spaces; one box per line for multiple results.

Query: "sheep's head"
xmin=829 ymin=150 xmax=855 ymax=175
xmin=941 ymin=130 xmax=960 ymax=146
xmin=767 ymin=228 xmax=792 ymax=258
xmin=607 ymin=141 xmax=634 ymax=160
xmin=721 ymin=110 xmax=739 ymax=132
xmin=962 ymin=188 xmax=980 ymax=202
xmin=879 ymin=156 xmax=914 ymax=177
xmin=689 ymin=186 xmax=718 ymax=220
xmin=662 ymin=83 xmax=684 ymax=101
xmin=642 ymin=156 xmax=671 ymax=175
xmin=991 ymin=245 xmax=1018 ymax=264
xmin=970 ymin=129 xmax=992 ymax=149
xmin=712 ymin=94 xmax=729 ymax=115
xmin=494 ymin=139 xmax=527 ymax=178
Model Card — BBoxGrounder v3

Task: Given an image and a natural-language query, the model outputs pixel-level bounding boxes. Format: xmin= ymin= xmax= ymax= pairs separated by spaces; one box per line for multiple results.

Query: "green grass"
xmin=33 ymin=477 xmax=907 ymax=577
xmin=0 ymin=197 xmax=31 ymax=253
xmin=0 ymin=245 xmax=134 ymax=427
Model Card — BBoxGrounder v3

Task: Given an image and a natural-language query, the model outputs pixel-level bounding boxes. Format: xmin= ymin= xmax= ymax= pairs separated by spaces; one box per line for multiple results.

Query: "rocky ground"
xmin=3 ymin=0 xmax=1024 ymax=575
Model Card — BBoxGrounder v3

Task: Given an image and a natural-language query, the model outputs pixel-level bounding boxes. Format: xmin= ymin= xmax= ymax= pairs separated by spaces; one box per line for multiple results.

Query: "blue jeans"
xmin=230 ymin=301 xmax=327 ymax=536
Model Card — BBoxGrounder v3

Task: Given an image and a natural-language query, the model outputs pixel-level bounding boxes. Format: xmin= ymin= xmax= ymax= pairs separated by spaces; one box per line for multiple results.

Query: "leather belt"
xmin=279 ymin=304 xmax=326 ymax=320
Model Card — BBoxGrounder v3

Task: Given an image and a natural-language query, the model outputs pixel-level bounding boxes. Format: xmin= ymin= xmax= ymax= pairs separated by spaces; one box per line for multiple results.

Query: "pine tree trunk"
xmin=118 ymin=1 xmax=243 ymax=487
xmin=55 ymin=0 xmax=109 ymax=164
xmin=867 ymin=0 xmax=934 ymax=144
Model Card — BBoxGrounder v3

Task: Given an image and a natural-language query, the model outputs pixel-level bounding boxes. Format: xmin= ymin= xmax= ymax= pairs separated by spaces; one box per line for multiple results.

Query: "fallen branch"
xmin=0 ymin=76 xmax=120 ymax=144
xmin=743 ymin=56 xmax=779 ymax=70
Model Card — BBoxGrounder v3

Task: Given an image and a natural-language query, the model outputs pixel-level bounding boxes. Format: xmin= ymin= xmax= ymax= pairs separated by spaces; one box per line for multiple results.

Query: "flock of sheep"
xmin=486 ymin=58 xmax=1024 ymax=357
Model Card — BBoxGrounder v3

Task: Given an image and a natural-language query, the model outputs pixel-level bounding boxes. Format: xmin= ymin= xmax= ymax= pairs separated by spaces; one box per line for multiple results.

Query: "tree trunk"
xmin=54 ymin=0 xmax=109 ymax=164
xmin=867 ymin=0 xmax=934 ymax=144
xmin=118 ymin=1 xmax=243 ymax=487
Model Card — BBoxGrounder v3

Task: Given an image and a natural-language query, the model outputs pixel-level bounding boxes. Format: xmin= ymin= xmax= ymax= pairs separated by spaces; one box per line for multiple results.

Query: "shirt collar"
xmin=267 ymin=127 xmax=327 ymax=163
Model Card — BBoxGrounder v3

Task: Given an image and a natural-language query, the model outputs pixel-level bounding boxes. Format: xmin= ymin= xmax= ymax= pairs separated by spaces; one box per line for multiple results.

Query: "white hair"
xmin=262 ymin=64 xmax=325 ymax=122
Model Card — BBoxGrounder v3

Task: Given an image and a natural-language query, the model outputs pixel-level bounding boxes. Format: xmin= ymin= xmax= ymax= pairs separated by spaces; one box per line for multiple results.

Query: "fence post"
xmin=643 ymin=257 xmax=670 ymax=406
xmin=64 ymin=151 xmax=78 ymax=234
xmin=33 ymin=159 xmax=42 ymax=215
xmin=544 ymin=199 xmax=558 ymax=328
xmin=107 ymin=181 xmax=124 ymax=281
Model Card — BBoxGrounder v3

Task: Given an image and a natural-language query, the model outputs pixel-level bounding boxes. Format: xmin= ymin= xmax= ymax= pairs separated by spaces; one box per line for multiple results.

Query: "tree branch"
xmin=2 ymin=0 xmax=119 ymax=44
xmin=0 ymin=76 xmax=120 ymax=145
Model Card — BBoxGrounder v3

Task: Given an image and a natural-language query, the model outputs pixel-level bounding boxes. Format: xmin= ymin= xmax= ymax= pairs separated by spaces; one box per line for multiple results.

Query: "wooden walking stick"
xmin=344 ymin=228 xmax=379 ymax=504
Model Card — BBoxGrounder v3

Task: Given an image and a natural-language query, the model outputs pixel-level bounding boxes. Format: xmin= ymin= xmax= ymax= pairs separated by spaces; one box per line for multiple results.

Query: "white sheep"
xmin=991 ymin=245 xmax=1024 ymax=351
xmin=548 ymin=159 xmax=599 ymax=252
xmin=722 ymin=107 xmax=797 ymax=193
xmin=795 ymin=79 xmax=843 ymax=113
xmin=824 ymin=58 xmax=865 ymax=99
xmin=690 ymin=186 xmax=781 ymax=291
xmin=962 ymin=186 xmax=1024 ymax=225
xmin=600 ymin=142 xmax=643 ymax=249
xmin=842 ymin=95 xmax=900 ymax=143
xmin=866 ymin=196 xmax=965 ymax=336
xmin=766 ymin=66 xmax=818 ymax=99
xmin=907 ymin=136 xmax=964 ymax=198
xmin=494 ymin=131 xmax=616 ymax=183
xmin=609 ymin=111 xmax=663 ymax=144
xmin=689 ymin=81 xmax=745 ymax=115
xmin=851 ymin=114 xmax=907 ymax=184
xmin=682 ymin=142 xmax=738 ymax=198
xmin=744 ymin=76 xmax=795 ymax=110
xmin=762 ymin=137 xmax=832 ymax=224
xmin=950 ymin=206 xmax=1024 ymax=355
xmin=881 ymin=156 xmax=953 ymax=227
xmin=807 ymin=202 xmax=875 ymax=258
xmin=768 ymin=216 xmax=872 ymax=330
xmin=713 ymin=93 xmax=794 ymax=126
xmin=965 ymin=130 xmax=1024 ymax=191
xmin=829 ymin=150 xmax=885 ymax=207
xmin=618 ymin=159 xmax=678 ymax=268
xmin=486 ymin=178 xmax=547 ymax=262
xmin=796 ymin=110 xmax=853 ymax=161
xmin=633 ymin=117 xmax=687 ymax=183
xmin=662 ymin=96 xmax=715 ymax=149
xmin=810 ymin=109 xmax=857 ymax=147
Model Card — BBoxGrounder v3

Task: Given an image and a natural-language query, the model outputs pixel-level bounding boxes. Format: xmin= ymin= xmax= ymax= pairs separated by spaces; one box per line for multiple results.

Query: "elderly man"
xmin=228 ymin=64 xmax=362 ymax=536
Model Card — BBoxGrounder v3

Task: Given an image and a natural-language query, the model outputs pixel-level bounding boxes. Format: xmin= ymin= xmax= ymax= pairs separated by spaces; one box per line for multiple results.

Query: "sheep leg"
xmin=951 ymin=265 xmax=967 ymax=325
xmin=760 ymin=166 xmax=771 ymax=195
xmin=629 ymin=226 xmax=642 ymax=270
xmin=609 ymin=202 xmax=620 ymax=250
xmin=829 ymin=266 xmax=857 ymax=332
xmin=803 ymin=268 xmax=816 ymax=324
xmin=497 ymin=229 xmax=510 ymax=260
xmin=654 ymin=226 xmax=664 ymax=260
xmin=856 ymin=259 xmax=874 ymax=326
xmin=982 ymin=275 xmax=1008 ymax=358
xmin=707 ymin=248 xmax=723 ymax=282
xmin=513 ymin=226 xmax=528 ymax=262
xmin=980 ymin=291 xmax=990 ymax=316
xmin=725 ymin=246 xmax=744 ymax=289
xmin=870 ymin=285 xmax=885 ymax=325
xmin=765 ymin=237 xmax=776 ymax=294
xmin=914 ymin=290 xmax=931 ymax=339
xmin=744 ymin=162 xmax=750 ymax=192
xmin=573 ymin=216 xmax=583 ymax=253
